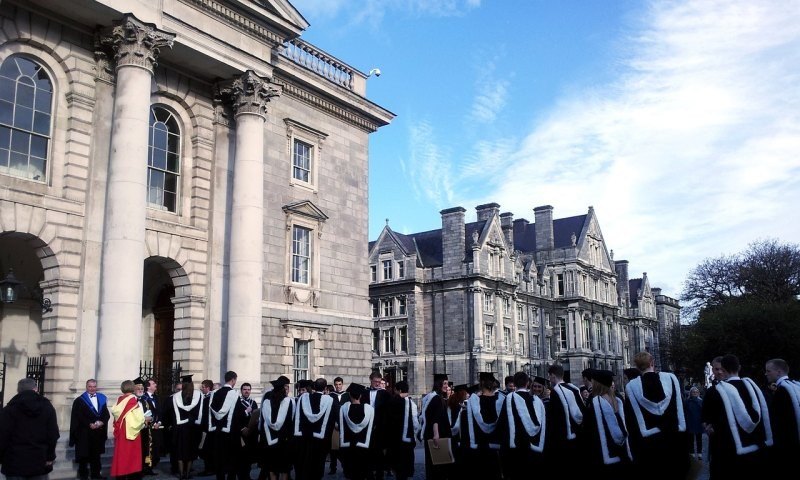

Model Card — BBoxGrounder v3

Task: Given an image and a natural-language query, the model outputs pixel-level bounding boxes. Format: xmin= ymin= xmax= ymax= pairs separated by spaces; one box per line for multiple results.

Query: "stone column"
xmin=219 ymin=71 xmax=279 ymax=386
xmin=96 ymin=15 xmax=174 ymax=387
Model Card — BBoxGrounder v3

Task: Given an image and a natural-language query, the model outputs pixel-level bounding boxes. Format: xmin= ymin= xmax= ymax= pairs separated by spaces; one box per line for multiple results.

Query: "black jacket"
xmin=0 ymin=390 xmax=60 ymax=476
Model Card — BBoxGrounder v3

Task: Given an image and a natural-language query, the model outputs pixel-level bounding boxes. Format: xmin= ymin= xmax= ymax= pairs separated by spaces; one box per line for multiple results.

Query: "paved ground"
xmin=147 ymin=442 xmax=709 ymax=480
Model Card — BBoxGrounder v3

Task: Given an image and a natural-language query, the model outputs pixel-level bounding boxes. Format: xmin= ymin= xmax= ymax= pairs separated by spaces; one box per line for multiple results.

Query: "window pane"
xmin=30 ymin=134 xmax=47 ymax=158
xmin=0 ymin=100 xmax=13 ymax=124
xmin=34 ymin=89 xmax=51 ymax=112
xmin=153 ymin=123 xmax=168 ymax=151
xmin=32 ymin=111 xmax=50 ymax=136
xmin=0 ymin=78 xmax=15 ymax=102
xmin=16 ymin=82 xmax=35 ymax=108
xmin=29 ymin=156 xmax=45 ymax=181
xmin=163 ymin=191 xmax=176 ymax=212
xmin=149 ymin=169 xmax=165 ymax=190
xmin=14 ymin=106 xmax=33 ymax=131
xmin=10 ymin=129 xmax=29 ymax=153
xmin=151 ymin=148 xmax=167 ymax=170
xmin=16 ymin=58 xmax=38 ymax=77
xmin=0 ymin=125 xmax=10 ymax=146
xmin=167 ymin=132 xmax=180 ymax=155
xmin=0 ymin=148 xmax=9 ymax=168
xmin=164 ymin=172 xmax=178 ymax=193
xmin=9 ymin=151 xmax=27 ymax=174
xmin=34 ymin=69 xmax=52 ymax=92
xmin=0 ymin=58 xmax=18 ymax=77
xmin=167 ymin=151 xmax=179 ymax=173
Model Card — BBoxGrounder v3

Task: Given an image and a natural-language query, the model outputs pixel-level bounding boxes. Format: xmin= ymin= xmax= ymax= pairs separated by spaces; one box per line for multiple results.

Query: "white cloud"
xmin=469 ymin=0 xmax=800 ymax=297
xmin=406 ymin=120 xmax=456 ymax=208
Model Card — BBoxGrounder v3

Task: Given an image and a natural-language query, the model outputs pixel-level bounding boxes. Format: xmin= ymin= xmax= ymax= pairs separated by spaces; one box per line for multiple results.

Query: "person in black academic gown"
xmin=338 ymin=383 xmax=375 ymax=480
xmin=498 ymin=372 xmax=546 ymax=479
xmin=544 ymin=364 xmax=585 ymax=476
xmin=293 ymin=378 xmax=335 ymax=480
xmin=461 ymin=372 xmax=504 ymax=480
xmin=69 ymin=379 xmax=111 ymax=480
xmin=421 ymin=373 xmax=452 ymax=480
xmin=386 ymin=381 xmax=419 ymax=480
xmin=166 ymin=375 xmax=203 ymax=480
xmin=765 ymin=358 xmax=800 ymax=472
xmin=209 ymin=371 xmax=249 ymax=480
xmin=259 ymin=376 xmax=295 ymax=480
xmin=583 ymin=370 xmax=632 ymax=479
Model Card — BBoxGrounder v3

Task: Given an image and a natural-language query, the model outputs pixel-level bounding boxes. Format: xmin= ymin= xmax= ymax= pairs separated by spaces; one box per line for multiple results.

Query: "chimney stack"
xmin=533 ymin=205 xmax=554 ymax=251
xmin=500 ymin=212 xmax=514 ymax=248
xmin=440 ymin=206 xmax=466 ymax=277
xmin=476 ymin=202 xmax=500 ymax=222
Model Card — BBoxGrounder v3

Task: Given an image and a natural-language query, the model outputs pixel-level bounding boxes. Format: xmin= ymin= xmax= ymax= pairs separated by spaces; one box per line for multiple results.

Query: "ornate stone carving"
xmin=93 ymin=32 xmax=115 ymax=84
xmin=101 ymin=14 xmax=175 ymax=73
xmin=219 ymin=71 xmax=280 ymax=119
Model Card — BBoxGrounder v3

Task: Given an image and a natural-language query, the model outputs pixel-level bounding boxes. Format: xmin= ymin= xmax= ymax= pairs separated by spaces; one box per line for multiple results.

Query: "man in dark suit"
xmin=365 ymin=371 xmax=392 ymax=480
xmin=69 ymin=379 xmax=111 ymax=480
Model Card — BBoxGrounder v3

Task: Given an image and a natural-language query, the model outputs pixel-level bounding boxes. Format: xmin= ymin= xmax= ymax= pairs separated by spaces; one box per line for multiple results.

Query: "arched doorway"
xmin=142 ymin=257 xmax=179 ymax=396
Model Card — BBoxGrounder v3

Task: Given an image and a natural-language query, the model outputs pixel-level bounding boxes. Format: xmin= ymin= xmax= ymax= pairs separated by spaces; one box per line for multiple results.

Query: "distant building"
xmin=368 ymin=203 xmax=678 ymax=393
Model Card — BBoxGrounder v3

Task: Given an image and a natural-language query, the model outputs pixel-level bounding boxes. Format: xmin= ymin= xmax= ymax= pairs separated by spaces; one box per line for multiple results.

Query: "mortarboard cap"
xmin=270 ymin=376 xmax=290 ymax=389
xmin=532 ymin=376 xmax=547 ymax=387
xmin=454 ymin=384 xmax=468 ymax=393
xmin=582 ymin=368 xmax=597 ymax=381
xmin=433 ymin=373 xmax=448 ymax=382
xmin=594 ymin=369 xmax=614 ymax=388
xmin=478 ymin=372 xmax=496 ymax=383
xmin=133 ymin=377 xmax=145 ymax=386
xmin=346 ymin=383 xmax=366 ymax=396
xmin=180 ymin=374 xmax=194 ymax=383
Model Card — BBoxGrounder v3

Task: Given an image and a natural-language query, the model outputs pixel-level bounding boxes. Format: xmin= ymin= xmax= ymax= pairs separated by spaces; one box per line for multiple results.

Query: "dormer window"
xmin=382 ymin=259 xmax=393 ymax=280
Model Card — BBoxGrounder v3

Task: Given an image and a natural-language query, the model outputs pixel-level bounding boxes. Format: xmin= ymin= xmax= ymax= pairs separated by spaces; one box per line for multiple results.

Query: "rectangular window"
xmin=398 ymin=296 xmax=407 ymax=315
xmin=292 ymin=139 xmax=312 ymax=183
xmin=504 ymin=327 xmax=512 ymax=352
xmin=382 ymin=260 xmax=393 ymax=280
xmin=518 ymin=333 xmax=525 ymax=356
xmin=397 ymin=261 xmax=405 ymax=278
xmin=503 ymin=297 xmax=511 ymax=315
xmin=559 ymin=318 xmax=568 ymax=350
xmin=370 ymin=265 xmax=377 ymax=282
xmin=293 ymin=339 xmax=309 ymax=385
xmin=584 ymin=319 xmax=591 ymax=349
xmin=484 ymin=324 xmax=494 ymax=350
xmin=557 ymin=273 xmax=564 ymax=296
xmin=484 ymin=292 xmax=494 ymax=312
xmin=381 ymin=298 xmax=394 ymax=317
xmin=506 ymin=362 xmax=514 ymax=377
xmin=485 ymin=361 xmax=495 ymax=374
xmin=607 ymin=324 xmax=613 ymax=353
xmin=532 ymin=334 xmax=539 ymax=357
xmin=372 ymin=329 xmax=379 ymax=352
xmin=383 ymin=329 xmax=395 ymax=353
xmin=291 ymin=226 xmax=311 ymax=284
xmin=399 ymin=326 xmax=408 ymax=352
xmin=371 ymin=302 xmax=379 ymax=318
xmin=596 ymin=323 xmax=603 ymax=350
xmin=516 ymin=304 xmax=524 ymax=323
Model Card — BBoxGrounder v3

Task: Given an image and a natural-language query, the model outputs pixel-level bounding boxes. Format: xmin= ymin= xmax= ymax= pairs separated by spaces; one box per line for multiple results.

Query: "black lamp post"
xmin=0 ymin=269 xmax=52 ymax=313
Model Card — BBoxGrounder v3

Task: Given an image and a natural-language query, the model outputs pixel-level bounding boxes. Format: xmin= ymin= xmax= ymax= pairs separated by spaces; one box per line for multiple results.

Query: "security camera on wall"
xmin=368 ymin=68 xmax=381 ymax=77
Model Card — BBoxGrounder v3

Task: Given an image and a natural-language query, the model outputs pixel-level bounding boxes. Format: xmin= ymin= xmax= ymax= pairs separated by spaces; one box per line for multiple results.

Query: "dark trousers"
xmin=687 ymin=432 xmax=703 ymax=454
xmin=77 ymin=455 xmax=102 ymax=479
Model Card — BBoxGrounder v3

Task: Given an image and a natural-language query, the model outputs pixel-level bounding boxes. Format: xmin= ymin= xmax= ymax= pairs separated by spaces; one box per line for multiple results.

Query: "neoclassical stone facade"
xmin=368 ymin=203 xmax=680 ymax=394
xmin=0 ymin=0 xmax=392 ymax=466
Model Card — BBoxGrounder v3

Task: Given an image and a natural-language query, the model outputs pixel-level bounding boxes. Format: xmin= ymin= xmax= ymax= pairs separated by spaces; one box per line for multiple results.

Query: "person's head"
xmin=689 ymin=386 xmax=700 ymax=397
xmin=241 ymin=383 xmax=252 ymax=398
xmin=479 ymin=372 xmax=496 ymax=393
xmin=513 ymin=372 xmax=529 ymax=391
xmin=623 ymin=367 xmax=641 ymax=385
xmin=581 ymin=368 xmax=595 ymax=389
xmin=548 ymin=364 xmax=564 ymax=384
xmin=121 ymin=380 xmax=135 ymax=394
xmin=224 ymin=371 xmax=237 ymax=386
xmin=333 ymin=377 xmax=344 ymax=392
xmin=17 ymin=377 xmax=37 ymax=393
xmin=180 ymin=376 xmax=194 ymax=401
xmin=711 ymin=356 xmax=725 ymax=381
xmin=134 ymin=383 xmax=145 ymax=397
xmin=146 ymin=379 xmax=157 ymax=394
xmin=504 ymin=376 xmax=516 ymax=392
xmin=432 ymin=374 xmax=448 ymax=394
xmin=633 ymin=351 xmax=654 ymax=372
xmin=765 ymin=358 xmax=789 ymax=384
xmin=213 ymin=382 xmax=222 ymax=390
xmin=580 ymin=385 xmax=590 ymax=400
xmin=86 ymin=379 xmax=98 ymax=395
xmin=173 ymin=382 xmax=183 ymax=393
xmin=395 ymin=380 xmax=410 ymax=397
xmin=369 ymin=371 xmax=382 ymax=389
xmin=201 ymin=379 xmax=214 ymax=394
xmin=591 ymin=370 xmax=615 ymax=398
xmin=719 ymin=354 xmax=740 ymax=378
xmin=380 ymin=378 xmax=387 ymax=389
xmin=313 ymin=378 xmax=327 ymax=392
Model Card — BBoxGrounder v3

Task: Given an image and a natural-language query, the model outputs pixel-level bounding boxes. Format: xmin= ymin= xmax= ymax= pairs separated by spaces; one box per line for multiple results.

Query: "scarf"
xmin=402 ymin=397 xmax=420 ymax=443
xmin=715 ymin=377 xmax=773 ymax=455
xmin=466 ymin=393 xmax=500 ymax=449
xmin=260 ymin=396 xmax=294 ymax=446
xmin=294 ymin=392 xmax=333 ymax=439
xmin=505 ymin=391 xmax=546 ymax=452
xmin=592 ymin=395 xmax=631 ymax=465
xmin=625 ymin=372 xmax=686 ymax=437
xmin=339 ymin=403 xmax=374 ymax=448
xmin=172 ymin=390 xmax=201 ymax=425
xmin=777 ymin=377 xmax=800 ymax=443
xmin=553 ymin=382 xmax=583 ymax=440
xmin=209 ymin=388 xmax=239 ymax=433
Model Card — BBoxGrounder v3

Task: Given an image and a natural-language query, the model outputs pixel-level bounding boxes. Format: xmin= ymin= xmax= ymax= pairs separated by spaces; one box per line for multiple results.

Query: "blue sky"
xmin=291 ymin=0 xmax=800 ymax=298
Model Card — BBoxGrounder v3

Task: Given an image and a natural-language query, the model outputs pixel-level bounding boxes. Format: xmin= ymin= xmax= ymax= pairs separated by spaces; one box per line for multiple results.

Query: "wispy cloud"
xmin=468 ymin=56 xmax=510 ymax=124
xmin=405 ymin=120 xmax=456 ymax=208
xmin=473 ymin=0 xmax=800 ymax=296
xmin=290 ymin=0 xmax=480 ymax=30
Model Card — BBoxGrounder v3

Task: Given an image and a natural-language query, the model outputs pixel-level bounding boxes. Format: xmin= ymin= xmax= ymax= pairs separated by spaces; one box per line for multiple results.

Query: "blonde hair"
xmin=591 ymin=380 xmax=618 ymax=412
xmin=633 ymin=352 xmax=653 ymax=371
xmin=120 ymin=380 xmax=135 ymax=394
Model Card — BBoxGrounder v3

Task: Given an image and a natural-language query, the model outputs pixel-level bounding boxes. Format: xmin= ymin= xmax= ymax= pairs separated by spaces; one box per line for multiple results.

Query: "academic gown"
xmin=294 ymin=391 xmax=335 ymax=480
xmin=209 ymin=386 xmax=249 ymax=480
xmin=111 ymin=394 xmax=146 ymax=477
xmin=461 ymin=394 xmax=503 ymax=480
xmin=583 ymin=395 xmax=632 ymax=480
xmin=166 ymin=391 xmax=202 ymax=462
xmin=386 ymin=396 xmax=417 ymax=480
xmin=364 ymin=388 xmax=391 ymax=478
xmin=422 ymin=392 xmax=452 ymax=480
xmin=769 ymin=378 xmax=800 ymax=471
xmin=499 ymin=390 xmax=546 ymax=479
xmin=544 ymin=382 xmax=585 ymax=475
xmin=623 ymin=372 xmax=688 ymax=480
xmin=69 ymin=392 xmax=111 ymax=461
xmin=702 ymin=378 xmax=770 ymax=479
xmin=339 ymin=403 xmax=375 ymax=480
xmin=259 ymin=391 xmax=295 ymax=474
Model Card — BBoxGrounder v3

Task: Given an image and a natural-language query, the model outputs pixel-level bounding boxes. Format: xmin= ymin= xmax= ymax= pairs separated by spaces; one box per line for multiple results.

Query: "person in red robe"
xmin=111 ymin=380 xmax=146 ymax=479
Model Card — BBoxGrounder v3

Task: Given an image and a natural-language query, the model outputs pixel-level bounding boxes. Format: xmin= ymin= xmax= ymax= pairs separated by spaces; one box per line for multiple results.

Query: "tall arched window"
xmin=0 ymin=56 xmax=53 ymax=182
xmin=148 ymin=106 xmax=180 ymax=212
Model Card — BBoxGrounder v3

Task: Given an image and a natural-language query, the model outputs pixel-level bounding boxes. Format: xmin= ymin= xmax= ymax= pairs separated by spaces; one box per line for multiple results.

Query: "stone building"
xmin=0 ymin=0 xmax=393 ymax=443
xmin=368 ymin=203 xmax=678 ymax=394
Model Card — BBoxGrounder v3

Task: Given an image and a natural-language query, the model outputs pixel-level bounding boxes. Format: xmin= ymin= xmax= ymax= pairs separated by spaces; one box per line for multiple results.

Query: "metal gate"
xmin=0 ymin=356 xmax=7 ymax=407
xmin=26 ymin=356 xmax=47 ymax=394
xmin=138 ymin=360 xmax=182 ymax=397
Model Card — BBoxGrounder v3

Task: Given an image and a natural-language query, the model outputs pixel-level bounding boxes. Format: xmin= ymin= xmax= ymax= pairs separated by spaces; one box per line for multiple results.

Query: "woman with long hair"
xmin=584 ymin=370 xmax=632 ymax=479
xmin=168 ymin=375 xmax=202 ymax=479
xmin=259 ymin=376 xmax=295 ymax=480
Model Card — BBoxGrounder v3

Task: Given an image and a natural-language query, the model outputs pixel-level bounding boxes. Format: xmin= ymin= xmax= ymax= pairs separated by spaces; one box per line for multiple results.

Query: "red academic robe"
xmin=111 ymin=394 xmax=144 ymax=477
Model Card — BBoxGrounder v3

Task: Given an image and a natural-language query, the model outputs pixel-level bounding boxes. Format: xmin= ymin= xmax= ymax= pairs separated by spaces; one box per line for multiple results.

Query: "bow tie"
xmin=90 ymin=394 xmax=96 ymax=398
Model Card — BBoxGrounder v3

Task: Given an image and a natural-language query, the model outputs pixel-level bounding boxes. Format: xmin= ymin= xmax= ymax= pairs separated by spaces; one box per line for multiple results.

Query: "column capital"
xmin=101 ymin=14 xmax=175 ymax=74
xmin=218 ymin=71 xmax=281 ymax=119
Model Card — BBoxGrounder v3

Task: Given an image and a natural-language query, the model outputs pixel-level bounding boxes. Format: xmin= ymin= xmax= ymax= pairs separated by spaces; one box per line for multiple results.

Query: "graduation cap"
xmin=133 ymin=377 xmax=145 ymax=386
xmin=478 ymin=372 xmax=496 ymax=383
xmin=395 ymin=381 xmax=410 ymax=393
xmin=346 ymin=383 xmax=366 ymax=397
xmin=594 ymin=369 xmax=614 ymax=387
xmin=582 ymin=368 xmax=597 ymax=381
xmin=467 ymin=384 xmax=480 ymax=395
xmin=532 ymin=376 xmax=547 ymax=387
xmin=270 ymin=376 xmax=290 ymax=389
xmin=180 ymin=374 xmax=194 ymax=383
xmin=433 ymin=373 xmax=448 ymax=382
xmin=453 ymin=384 xmax=468 ymax=393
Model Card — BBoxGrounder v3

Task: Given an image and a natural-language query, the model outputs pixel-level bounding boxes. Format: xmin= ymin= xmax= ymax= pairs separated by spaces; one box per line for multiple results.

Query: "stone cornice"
xmin=271 ymin=75 xmax=381 ymax=133
xmin=180 ymin=0 xmax=286 ymax=47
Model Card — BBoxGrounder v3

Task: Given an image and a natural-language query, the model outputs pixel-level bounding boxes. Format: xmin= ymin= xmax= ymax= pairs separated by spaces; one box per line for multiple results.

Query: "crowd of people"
xmin=0 ymin=351 xmax=797 ymax=480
